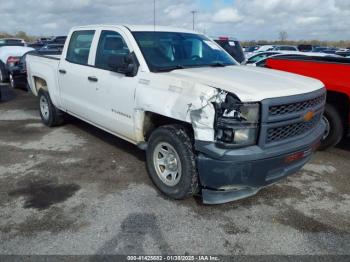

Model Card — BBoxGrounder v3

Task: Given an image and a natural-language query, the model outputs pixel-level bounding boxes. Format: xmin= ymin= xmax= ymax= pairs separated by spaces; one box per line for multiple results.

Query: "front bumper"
xmin=196 ymin=121 xmax=325 ymax=204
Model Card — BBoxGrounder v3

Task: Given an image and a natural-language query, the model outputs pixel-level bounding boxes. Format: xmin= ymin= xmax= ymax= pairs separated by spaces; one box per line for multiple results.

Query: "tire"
xmin=146 ymin=125 xmax=199 ymax=200
xmin=0 ymin=67 xmax=5 ymax=83
xmin=38 ymin=90 xmax=65 ymax=127
xmin=319 ymin=104 xmax=344 ymax=150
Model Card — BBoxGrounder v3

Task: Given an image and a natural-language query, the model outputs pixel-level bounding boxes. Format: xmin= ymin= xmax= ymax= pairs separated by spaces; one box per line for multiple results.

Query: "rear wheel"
xmin=319 ymin=104 xmax=344 ymax=150
xmin=38 ymin=90 xmax=65 ymax=127
xmin=146 ymin=125 xmax=199 ymax=200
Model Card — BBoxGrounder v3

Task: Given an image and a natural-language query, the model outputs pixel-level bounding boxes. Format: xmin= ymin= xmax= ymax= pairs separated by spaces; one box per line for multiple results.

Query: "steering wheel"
xmin=191 ymin=55 xmax=201 ymax=61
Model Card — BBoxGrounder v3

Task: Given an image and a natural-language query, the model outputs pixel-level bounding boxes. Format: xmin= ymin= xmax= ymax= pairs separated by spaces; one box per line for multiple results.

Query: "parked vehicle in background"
xmin=321 ymin=47 xmax=339 ymax=54
xmin=27 ymin=25 xmax=326 ymax=204
xmin=50 ymin=36 xmax=67 ymax=44
xmin=312 ymin=46 xmax=329 ymax=53
xmin=256 ymin=45 xmax=275 ymax=52
xmin=27 ymin=43 xmax=45 ymax=50
xmin=0 ymin=46 xmax=34 ymax=83
xmin=266 ymin=55 xmax=350 ymax=149
xmin=336 ymin=49 xmax=350 ymax=57
xmin=244 ymin=45 xmax=276 ymax=58
xmin=39 ymin=44 xmax=64 ymax=53
xmin=298 ymin=44 xmax=313 ymax=52
xmin=272 ymin=45 xmax=298 ymax=51
xmin=8 ymin=49 xmax=61 ymax=89
xmin=7 ymin=51 xmax=33 ymax=89
xmin=0 ymin=38 xmax=25 ymax=47
xmin=214 ymin=37 xmax=246 ymax=63
xmin=244 ymin=45 xmax=260 ymax=57
xmin=244 ymin=51 xmax=281 ymax=65
xmin=244 ymin=51 xmax=338 ymax=67
xmin=37 ymin=37 xmax=51 ymax=43
xmin=244 ymin=45 xmax=259 ymax=53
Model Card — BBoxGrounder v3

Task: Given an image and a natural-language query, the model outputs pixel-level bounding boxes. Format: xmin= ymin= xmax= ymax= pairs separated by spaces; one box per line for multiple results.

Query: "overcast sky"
xmin=0 ymin=0 xmax=349 ymax=40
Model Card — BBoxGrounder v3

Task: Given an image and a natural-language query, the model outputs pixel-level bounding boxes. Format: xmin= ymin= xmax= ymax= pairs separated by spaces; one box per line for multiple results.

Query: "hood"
xmin=167 ymin=65 xmax=324 ymax=102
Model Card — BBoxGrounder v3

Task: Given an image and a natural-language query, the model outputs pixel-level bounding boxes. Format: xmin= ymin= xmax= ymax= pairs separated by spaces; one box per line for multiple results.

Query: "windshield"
xmin=247 ymin=53 xmax=277 ymax=64
xmin=245 ymin=46 xmax=258 ymax=52
xmin=132 ymin=32 xmax=237 ymax=72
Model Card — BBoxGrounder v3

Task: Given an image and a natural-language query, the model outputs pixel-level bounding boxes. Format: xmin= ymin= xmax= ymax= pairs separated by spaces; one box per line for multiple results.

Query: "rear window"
xmin=66 ymin=31 xmax=95 ymax=65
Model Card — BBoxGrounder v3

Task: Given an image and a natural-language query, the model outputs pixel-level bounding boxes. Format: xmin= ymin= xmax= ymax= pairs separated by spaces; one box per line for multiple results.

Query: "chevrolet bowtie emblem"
xmin=304 ymin=111 xmax=315 ymax=122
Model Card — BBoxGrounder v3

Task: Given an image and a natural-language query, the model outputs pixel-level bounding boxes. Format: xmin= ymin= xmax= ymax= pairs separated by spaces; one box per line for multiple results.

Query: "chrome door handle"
xmin=88 ymin=76 xmax=98 ymax=82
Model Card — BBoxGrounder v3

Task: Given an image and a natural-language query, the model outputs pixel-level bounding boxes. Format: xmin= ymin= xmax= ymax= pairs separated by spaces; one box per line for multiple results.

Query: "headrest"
xmin=104 ymin=37 xmax=124 ymax=51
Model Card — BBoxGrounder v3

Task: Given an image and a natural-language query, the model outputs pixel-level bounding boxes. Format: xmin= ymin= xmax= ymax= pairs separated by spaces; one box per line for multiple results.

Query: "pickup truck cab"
xmin=26 ymin=25 xmax=326 ymax=204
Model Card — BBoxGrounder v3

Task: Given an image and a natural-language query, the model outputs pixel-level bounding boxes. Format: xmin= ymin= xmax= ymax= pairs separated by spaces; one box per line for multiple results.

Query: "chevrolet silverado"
xmin=26 ymin=25 xmax=326 ymax=204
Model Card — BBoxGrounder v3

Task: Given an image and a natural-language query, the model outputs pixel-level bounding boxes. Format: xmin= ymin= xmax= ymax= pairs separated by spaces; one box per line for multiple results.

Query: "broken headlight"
xmin=215 ymin=93 xmax=260 ymax=147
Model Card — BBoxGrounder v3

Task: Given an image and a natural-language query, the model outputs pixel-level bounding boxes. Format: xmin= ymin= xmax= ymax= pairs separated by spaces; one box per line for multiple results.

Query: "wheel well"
xmin=143 ymin=112 xmax=194 ymax=141
xmin=326 ymin=90 xmax=349 ymax=133
xmin=33 ymin=77 xmax=48 ymax=93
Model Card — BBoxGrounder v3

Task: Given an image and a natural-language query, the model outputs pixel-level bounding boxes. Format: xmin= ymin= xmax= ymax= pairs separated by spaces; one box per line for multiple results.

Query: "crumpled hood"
xmin=167 ymin=65 xmax=324 ymax=102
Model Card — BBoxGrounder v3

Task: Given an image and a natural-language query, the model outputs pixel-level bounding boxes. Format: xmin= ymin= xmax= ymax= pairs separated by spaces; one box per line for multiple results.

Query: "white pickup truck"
xmin=26 ymin=25 xmax=326 ymax=204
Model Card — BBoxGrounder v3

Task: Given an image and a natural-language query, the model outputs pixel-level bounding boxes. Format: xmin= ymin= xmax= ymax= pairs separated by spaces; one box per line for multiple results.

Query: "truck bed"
xmin=26 ymin=53 xmax=61 ymax=105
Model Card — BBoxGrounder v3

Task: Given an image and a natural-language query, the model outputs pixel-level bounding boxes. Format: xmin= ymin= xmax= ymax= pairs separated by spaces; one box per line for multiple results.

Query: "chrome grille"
xmin=269 ymin=94 xmax=326 ymax=117
xmin=266 ymin=113 xmax=322 ymax=143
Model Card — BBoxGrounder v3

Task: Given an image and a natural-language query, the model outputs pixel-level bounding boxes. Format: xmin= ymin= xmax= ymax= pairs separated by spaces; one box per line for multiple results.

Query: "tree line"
xmin=241 ymin=31 xmax=350 ymax=48
xmin=1 ymin=31 xmax=350 ymax=48
xmin=0 ymin=31 xmax=37 ymax=42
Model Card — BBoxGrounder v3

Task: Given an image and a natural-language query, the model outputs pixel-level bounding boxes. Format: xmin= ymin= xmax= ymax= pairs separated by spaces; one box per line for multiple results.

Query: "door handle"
xmin=59 ymin=69 xmax=66 ymax=74
xmin=88 ymin=76 xmax=98 ymax=82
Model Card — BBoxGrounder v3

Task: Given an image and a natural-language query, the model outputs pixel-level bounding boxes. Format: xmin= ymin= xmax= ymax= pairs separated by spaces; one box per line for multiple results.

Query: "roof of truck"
xmin=71 ymin=24 xmax=197 ymax=34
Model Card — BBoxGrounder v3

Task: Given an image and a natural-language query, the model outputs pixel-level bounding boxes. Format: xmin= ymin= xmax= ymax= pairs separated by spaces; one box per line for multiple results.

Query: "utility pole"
xmin=153 ymin=0 xmax=156 ymax=30
xmin=191 ymin=10 xmax=197 ymax=31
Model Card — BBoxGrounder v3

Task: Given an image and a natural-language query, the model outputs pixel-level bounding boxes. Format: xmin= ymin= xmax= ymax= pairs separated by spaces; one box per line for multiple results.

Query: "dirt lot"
xmin=0 ymin=84 xmax=349 ymax=255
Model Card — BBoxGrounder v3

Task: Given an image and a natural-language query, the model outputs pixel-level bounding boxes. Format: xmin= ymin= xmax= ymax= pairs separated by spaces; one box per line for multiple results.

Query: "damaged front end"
xmin=191 ymin=88 xmax=325 ymax=204
xmin=213 ymin=92 xmax=260 ymax=148
xmin=189 ymin=90 xmax=264 ymax=204
xmin=189 ymin=89 xmax=260 ymax=148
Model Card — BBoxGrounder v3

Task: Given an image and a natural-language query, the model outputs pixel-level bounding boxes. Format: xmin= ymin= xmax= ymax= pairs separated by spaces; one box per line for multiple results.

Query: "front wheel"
xmin=319 ymin=104 xmax=344 ymax=150
xmin=38 ymin=90 xmax=65 ymax=127
xmin=146 ymin=125 xmax=199 ymax=200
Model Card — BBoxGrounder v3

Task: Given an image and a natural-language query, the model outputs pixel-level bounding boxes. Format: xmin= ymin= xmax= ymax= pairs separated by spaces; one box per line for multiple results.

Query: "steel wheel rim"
xmin=322 ymin=115 xmax=330 ymax=140
xmin=9 ymin=74 xmax=14 ymax=88
xmin=153 ymin=142 xmax=182 ymax=187
xmin=40 ymin=96 xmax=50 ymax=120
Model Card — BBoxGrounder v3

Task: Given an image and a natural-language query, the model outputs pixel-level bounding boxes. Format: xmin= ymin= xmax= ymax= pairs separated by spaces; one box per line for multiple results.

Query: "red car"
xmin=266 ymin=55 xmax=350 ymax=149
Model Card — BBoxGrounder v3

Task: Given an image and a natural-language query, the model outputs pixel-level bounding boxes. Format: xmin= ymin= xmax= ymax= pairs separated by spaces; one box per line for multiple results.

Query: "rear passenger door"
xmin=58 ymin=30 xmax=100 ymax=120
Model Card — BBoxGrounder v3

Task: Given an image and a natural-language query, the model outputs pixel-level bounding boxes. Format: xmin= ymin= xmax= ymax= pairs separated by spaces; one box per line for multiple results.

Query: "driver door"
xmin=88 ymin=29 xmax=138 ymax=141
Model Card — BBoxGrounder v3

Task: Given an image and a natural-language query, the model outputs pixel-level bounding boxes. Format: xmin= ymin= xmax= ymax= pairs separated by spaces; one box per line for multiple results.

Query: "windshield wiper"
xmin=155 ymin=65 xmax=186 ymax=72
xmin=209 ymin=61 xmax=227 ymax=67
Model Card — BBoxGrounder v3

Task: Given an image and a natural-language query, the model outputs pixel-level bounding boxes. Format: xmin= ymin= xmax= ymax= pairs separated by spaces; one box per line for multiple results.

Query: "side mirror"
xmin=108 ymin=52 xmax=139 ymax=77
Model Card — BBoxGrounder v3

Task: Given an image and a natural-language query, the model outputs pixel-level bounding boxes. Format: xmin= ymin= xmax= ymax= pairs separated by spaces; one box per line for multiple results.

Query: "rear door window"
xmin=66 ymin=30 xmax=95 ymax=65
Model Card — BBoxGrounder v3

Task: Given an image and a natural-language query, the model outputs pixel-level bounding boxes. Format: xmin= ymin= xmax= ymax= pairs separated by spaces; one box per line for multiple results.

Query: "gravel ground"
xmin=0 ymin=84 xmax=349 ymax=256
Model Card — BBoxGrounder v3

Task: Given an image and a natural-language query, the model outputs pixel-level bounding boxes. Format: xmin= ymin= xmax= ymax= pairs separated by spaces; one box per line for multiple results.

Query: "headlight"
xmin=214 ymin=93 xmax=260 ymax=147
